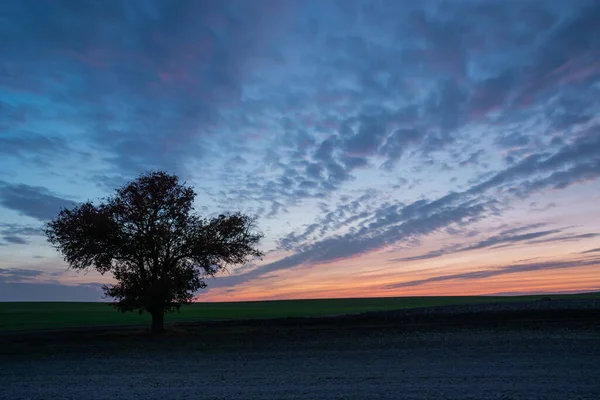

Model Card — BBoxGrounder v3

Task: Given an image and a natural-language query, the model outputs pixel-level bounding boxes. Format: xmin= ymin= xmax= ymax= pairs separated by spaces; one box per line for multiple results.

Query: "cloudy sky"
xmin=1 ymin=0 xmax=599 ymax=302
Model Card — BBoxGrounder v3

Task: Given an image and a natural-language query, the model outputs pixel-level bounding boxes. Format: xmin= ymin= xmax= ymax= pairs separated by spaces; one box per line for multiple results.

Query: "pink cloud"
xmin=55 ymin=48 xmax=113 ymax=69
xmin=344 ymin=146 xmax=376 ymax=158
xmin=321 ymin=119 xmax=339 ymax=130
xmin=469 ymin=85 xmax=508 ymax=119
xmin=515 ymin=53 xmax=600 ymax=107
xmin=248 ymin=133 xmax=262 ymax=141
xmin=557 ymin=61 xmax=600 ymax=85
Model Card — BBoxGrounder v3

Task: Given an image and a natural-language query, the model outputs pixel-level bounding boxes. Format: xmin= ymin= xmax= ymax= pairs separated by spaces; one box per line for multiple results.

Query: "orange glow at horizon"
xmin=200 ymin=263 xmax=600 ymax=302
xmin=200 ymin=252 xmax=600 ymax=302
xmin=43 ymin=217 xmax=600 ymax=303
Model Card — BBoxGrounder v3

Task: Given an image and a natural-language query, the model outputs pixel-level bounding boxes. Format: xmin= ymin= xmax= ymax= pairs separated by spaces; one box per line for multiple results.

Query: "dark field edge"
xmin=1 ymin=298 xmax=599 ymax=359
xmin=3 ymin=292 xmax=599 ymax=334
xmin=3 ymin=298 xmax=600 ymax=336
xmin=168 ymin=298 xmax=600 ymax=334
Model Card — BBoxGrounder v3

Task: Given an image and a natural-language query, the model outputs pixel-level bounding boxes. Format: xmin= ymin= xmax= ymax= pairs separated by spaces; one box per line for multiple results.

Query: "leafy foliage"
xmin=46 ymin=171 xmax=263 ymax=330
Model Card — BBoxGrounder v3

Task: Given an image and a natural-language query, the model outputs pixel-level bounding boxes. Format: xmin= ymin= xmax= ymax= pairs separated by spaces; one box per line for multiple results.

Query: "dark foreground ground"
xmin=1 ymin=299 xmax=599 ymax=400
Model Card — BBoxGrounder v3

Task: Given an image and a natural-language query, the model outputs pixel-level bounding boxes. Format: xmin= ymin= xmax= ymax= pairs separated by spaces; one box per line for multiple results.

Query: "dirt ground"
xmin=1 ymin=300 xmax=599 ymax=399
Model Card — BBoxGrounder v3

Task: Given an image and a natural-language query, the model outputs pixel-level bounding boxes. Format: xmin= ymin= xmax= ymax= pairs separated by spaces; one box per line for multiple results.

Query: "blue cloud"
xmin=0 ymin=181 xmax=75 ymax=221
xmin=0 ymin=268 xmax=43 ymax=279
xmin=0 ymin=280 xmax=105 ymax=302
xmin=391 ymin=228 xmax=597 ymax=262
xmin=2 ymin=235 xmax=29 ymax=245
xmin=384 ymin=258 xmax=600 ymax=289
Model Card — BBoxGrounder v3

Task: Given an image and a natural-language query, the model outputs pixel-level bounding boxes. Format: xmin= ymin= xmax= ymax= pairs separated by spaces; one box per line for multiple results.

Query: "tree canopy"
xmin=45 ymin=171 xmax=264 ymax=332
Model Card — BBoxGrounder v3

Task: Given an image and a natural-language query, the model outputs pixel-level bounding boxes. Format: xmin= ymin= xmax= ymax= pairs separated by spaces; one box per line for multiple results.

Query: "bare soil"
xmin=1 ymin=299 xmax=599 ymax=400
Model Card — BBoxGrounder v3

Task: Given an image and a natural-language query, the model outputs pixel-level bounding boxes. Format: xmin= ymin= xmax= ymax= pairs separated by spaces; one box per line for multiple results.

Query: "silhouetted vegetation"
xmin=45 ymin=171 xmax=263 ymax=333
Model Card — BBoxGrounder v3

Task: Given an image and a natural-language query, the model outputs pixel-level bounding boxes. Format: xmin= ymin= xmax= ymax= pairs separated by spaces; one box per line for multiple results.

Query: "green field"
xmin=2 ymin=292 xmax=599 ymax=332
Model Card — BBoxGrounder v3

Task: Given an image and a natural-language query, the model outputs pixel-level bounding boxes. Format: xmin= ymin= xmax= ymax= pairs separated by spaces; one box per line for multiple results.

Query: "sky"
xmin=1 ymin=0 xmax=600 ymax=302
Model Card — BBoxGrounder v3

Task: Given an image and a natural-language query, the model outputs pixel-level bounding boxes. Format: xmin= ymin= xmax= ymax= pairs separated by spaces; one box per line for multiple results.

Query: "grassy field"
xmin=1 ymin=292 xmax=599 ymax=332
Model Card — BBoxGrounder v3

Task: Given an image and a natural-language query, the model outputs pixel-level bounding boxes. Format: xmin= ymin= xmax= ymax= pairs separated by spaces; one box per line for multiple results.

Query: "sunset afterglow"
xmin=1 ymin=0 xmax=599 ymax=301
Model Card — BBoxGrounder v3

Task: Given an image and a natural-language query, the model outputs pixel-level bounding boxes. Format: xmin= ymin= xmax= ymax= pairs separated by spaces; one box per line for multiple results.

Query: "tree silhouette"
xmin=45 ymin=171 xmax=263 ymax=333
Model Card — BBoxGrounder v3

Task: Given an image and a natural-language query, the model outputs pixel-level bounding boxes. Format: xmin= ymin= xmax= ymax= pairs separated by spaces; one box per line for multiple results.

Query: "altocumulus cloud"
xmin=0 ymin=0 xmax=600 ymax=298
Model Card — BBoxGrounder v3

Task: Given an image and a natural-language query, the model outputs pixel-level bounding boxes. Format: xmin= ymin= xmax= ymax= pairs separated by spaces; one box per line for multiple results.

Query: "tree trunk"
xmin=151 ymin=311 xmax=165 ymax=334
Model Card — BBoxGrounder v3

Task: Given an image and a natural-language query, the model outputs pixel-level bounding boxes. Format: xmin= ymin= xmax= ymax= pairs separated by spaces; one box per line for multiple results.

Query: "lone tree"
xmin=46 ymin=171 xmax=264 ymax=333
